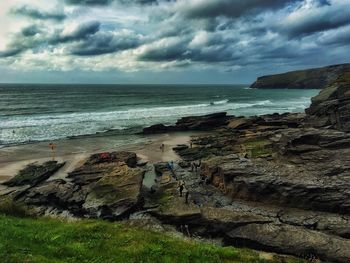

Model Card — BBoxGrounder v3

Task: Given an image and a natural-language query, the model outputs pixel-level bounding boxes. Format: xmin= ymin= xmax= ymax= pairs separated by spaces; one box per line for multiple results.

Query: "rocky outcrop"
xmin=226 ymin=223 xmax=350 ymax=263
xmin=3 ymin=161 xmax=65 ymax=187
xmin=146 ymin=160 xmax=350 ymax=263
xmin=250 ymin=63 xmax=350 ymax=89
xmin=1 ymin=152 xmax=145 ymax=220
xmin=197 ymin=128 xmax=350 ymax=214
xmin=142 ymin=112 xmax=230 ymax=134
xmin=306 ymin=70 xmax=350 ymax=132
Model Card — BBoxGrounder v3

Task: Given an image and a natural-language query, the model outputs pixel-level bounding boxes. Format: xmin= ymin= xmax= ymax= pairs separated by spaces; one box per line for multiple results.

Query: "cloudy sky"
xmin=0 ymin=0 xmax=349 ymax=84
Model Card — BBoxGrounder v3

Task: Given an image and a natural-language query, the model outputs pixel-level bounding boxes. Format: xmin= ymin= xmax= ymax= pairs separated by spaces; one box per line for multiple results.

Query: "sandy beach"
xmin=0 ymin=131 xmax=199 ymax=183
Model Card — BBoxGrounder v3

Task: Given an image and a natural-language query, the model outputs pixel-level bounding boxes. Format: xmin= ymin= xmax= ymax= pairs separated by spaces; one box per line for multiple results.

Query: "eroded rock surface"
xmin=1 ymin=152 xmax=145 ymax=220
xmin=3 ymin=161 xmax=65 ymax=187
xmin=306 ymin=70 xmax=350 ymax=132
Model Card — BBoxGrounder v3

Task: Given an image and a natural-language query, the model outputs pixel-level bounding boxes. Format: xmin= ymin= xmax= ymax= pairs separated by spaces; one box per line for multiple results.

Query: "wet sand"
xmin=0 ymin=132 xmax=199 ymax=182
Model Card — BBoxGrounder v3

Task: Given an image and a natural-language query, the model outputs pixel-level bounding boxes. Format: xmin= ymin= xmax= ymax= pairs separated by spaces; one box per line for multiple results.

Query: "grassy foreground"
xmin=0 ymin=214 xmax=304 ymax=263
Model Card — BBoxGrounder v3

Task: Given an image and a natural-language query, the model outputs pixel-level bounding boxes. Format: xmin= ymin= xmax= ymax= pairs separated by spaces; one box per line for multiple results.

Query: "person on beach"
xmin=160 ymin=143 xmax=165 ymax=152
xmin=178 ymin=180 xmax=185 ymax=196
xmin=48 ymin=142 xmax=56 ymax=161
xmin=190 ymin=142 xmax=193 ymax=148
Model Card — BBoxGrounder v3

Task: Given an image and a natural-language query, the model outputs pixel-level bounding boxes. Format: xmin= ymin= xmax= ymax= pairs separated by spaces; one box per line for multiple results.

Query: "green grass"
xmin=0 ymin=214 xmax=304 ymax=263
xmin=0 ymin=197 xmax=32 ymax=218
xmin=243 ymin=140 xmax=274 ymax=158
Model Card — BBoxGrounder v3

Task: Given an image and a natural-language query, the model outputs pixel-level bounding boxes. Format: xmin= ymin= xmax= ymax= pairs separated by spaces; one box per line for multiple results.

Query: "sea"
xmin=0 ymin=84 xmax=319 ymax=146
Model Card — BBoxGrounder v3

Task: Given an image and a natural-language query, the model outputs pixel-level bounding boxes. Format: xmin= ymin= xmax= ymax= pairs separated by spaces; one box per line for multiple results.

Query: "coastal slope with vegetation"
xmin=2 ymin=214 xmax=300 ymax=263
xmin=250 ymin=63 xmax=350 ymax=89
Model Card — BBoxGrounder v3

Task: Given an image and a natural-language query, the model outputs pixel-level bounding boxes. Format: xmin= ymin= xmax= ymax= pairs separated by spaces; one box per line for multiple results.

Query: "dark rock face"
xmin=199 ymin=128 xmax=350 ymax=215
xmin=227 ymin=223 xmax=350 ymax=263
xmin=306 ymin=70 xmax=350 ymax=132
xmin=3 ymin=161 xmax=65 ymax=187
xmin=175 ymin=112 xmax=229 ymax=130
xmin=1 ymin=152 xmax=145 ymax=220
xmin=142 ymin=112 xmax=230 ymax=134
xmin=250 ymin=63 xmax=350 ymax=89
xmin=147 ymin=161 xmax=350 ymax=263
xmin=142 ymin=124 xmax=169 ymax=134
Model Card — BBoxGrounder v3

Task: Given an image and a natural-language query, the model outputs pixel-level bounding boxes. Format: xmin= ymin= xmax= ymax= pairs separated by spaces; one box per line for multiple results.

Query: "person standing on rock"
xmin=178 ymin=180 xmax=185 ymax=196
xmin=183 ymin=187 xmax=189 ymax=204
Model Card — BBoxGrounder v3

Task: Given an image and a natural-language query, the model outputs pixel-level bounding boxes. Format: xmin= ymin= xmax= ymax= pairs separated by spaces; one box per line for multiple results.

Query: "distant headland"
xmin=251 ymin=63 xmax=350 ymax=89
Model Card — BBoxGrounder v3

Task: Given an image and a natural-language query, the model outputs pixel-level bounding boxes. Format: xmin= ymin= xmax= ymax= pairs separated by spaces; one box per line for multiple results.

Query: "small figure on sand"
xmin=190 ymin=142 xmax=193 ymax=149
xmin=178 ymin=180 xmax=185 ymax=196
xmin=48 ymin=142 xmax=56 ymax=161
xmin=160 ymin=143 xmax=165 ymax=152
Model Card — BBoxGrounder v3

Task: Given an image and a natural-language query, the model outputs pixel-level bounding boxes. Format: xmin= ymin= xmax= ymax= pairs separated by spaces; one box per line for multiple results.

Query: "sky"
xmin=0 ymin=0 xmax=349 ymax=84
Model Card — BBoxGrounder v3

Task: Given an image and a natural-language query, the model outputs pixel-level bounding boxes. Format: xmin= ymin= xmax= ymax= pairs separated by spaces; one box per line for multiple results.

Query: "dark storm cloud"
xmin=11 ymin=6 xmax=66 ymax=21
xmin=0 ymin=19 xmax=142 ymax=58
xmin=21 ymin=25 xmax=42 ymax=37
xmin=70 ymin=31 xmax=142 ymax=56
xmin=1 ymin=0 xmax=350 ymax=79
xmin=0 ymin=24 xmax=45 ymax=57
xmin=317 ymin=26 xmax=350 ymax=46
xmin=138 ymin=33 xmax=239 ymax=63
xmin=65 ymin=0 xmax=162 ymax=6
xmin=139 ymin=38 xmax=188 ymax=61
xmin=281 ymin=4 xmax=350 ymax=38
xmin=178 ymin=0 xmax=301 ymax=19
xmin=51 ymin=21 xmax=101 ymax=44
xmin=316 ymin=0 xmax=331 ymax=6
xmin=65 ymin=0 xmax=113 ymax=5
xmin=0 ymin=48 xmax=23 ymax=58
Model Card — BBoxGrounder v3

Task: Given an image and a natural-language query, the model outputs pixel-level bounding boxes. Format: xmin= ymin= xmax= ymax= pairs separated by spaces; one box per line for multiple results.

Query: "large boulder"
xmin=227 ymin=118 xmax=252 ymax=130
xmin=142 ymin=112 xmax=230 ymax=134
xmin=175 ymin=112 xmax=229 ymax=130
xmin=82 ymin=163 xmax=145 ymax=219
xmin=142 ymin=124 xmax=169 ymax=134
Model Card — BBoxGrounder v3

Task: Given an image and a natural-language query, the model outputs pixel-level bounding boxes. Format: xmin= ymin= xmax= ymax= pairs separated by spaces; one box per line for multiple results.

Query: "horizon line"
xmin=0 ymin=82 xmax=251 ymax=86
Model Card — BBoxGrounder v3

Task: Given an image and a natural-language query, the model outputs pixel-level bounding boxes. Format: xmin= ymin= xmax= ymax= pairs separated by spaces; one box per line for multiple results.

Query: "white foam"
xmin=0 ymin=100 xmax=272 ymax=129
xmin=212 ymin=99 xmax=229 ymax=105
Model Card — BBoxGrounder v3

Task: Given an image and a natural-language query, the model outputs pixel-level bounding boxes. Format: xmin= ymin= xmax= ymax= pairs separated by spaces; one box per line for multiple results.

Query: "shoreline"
xmin=0 ymin=131 xmax=201 ymax=182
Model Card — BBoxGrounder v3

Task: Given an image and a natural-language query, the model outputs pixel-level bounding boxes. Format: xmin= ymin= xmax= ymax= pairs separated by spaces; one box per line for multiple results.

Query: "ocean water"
xmin=0 ymin=84 xmax=319 ymax=146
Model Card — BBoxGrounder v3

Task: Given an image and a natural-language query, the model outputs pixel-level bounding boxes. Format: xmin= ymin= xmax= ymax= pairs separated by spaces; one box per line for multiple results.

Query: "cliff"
xmin=306 ymin=69 xmax=350 ymax=131
xmin=250 ymin=63 xmax=350 ymax=89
